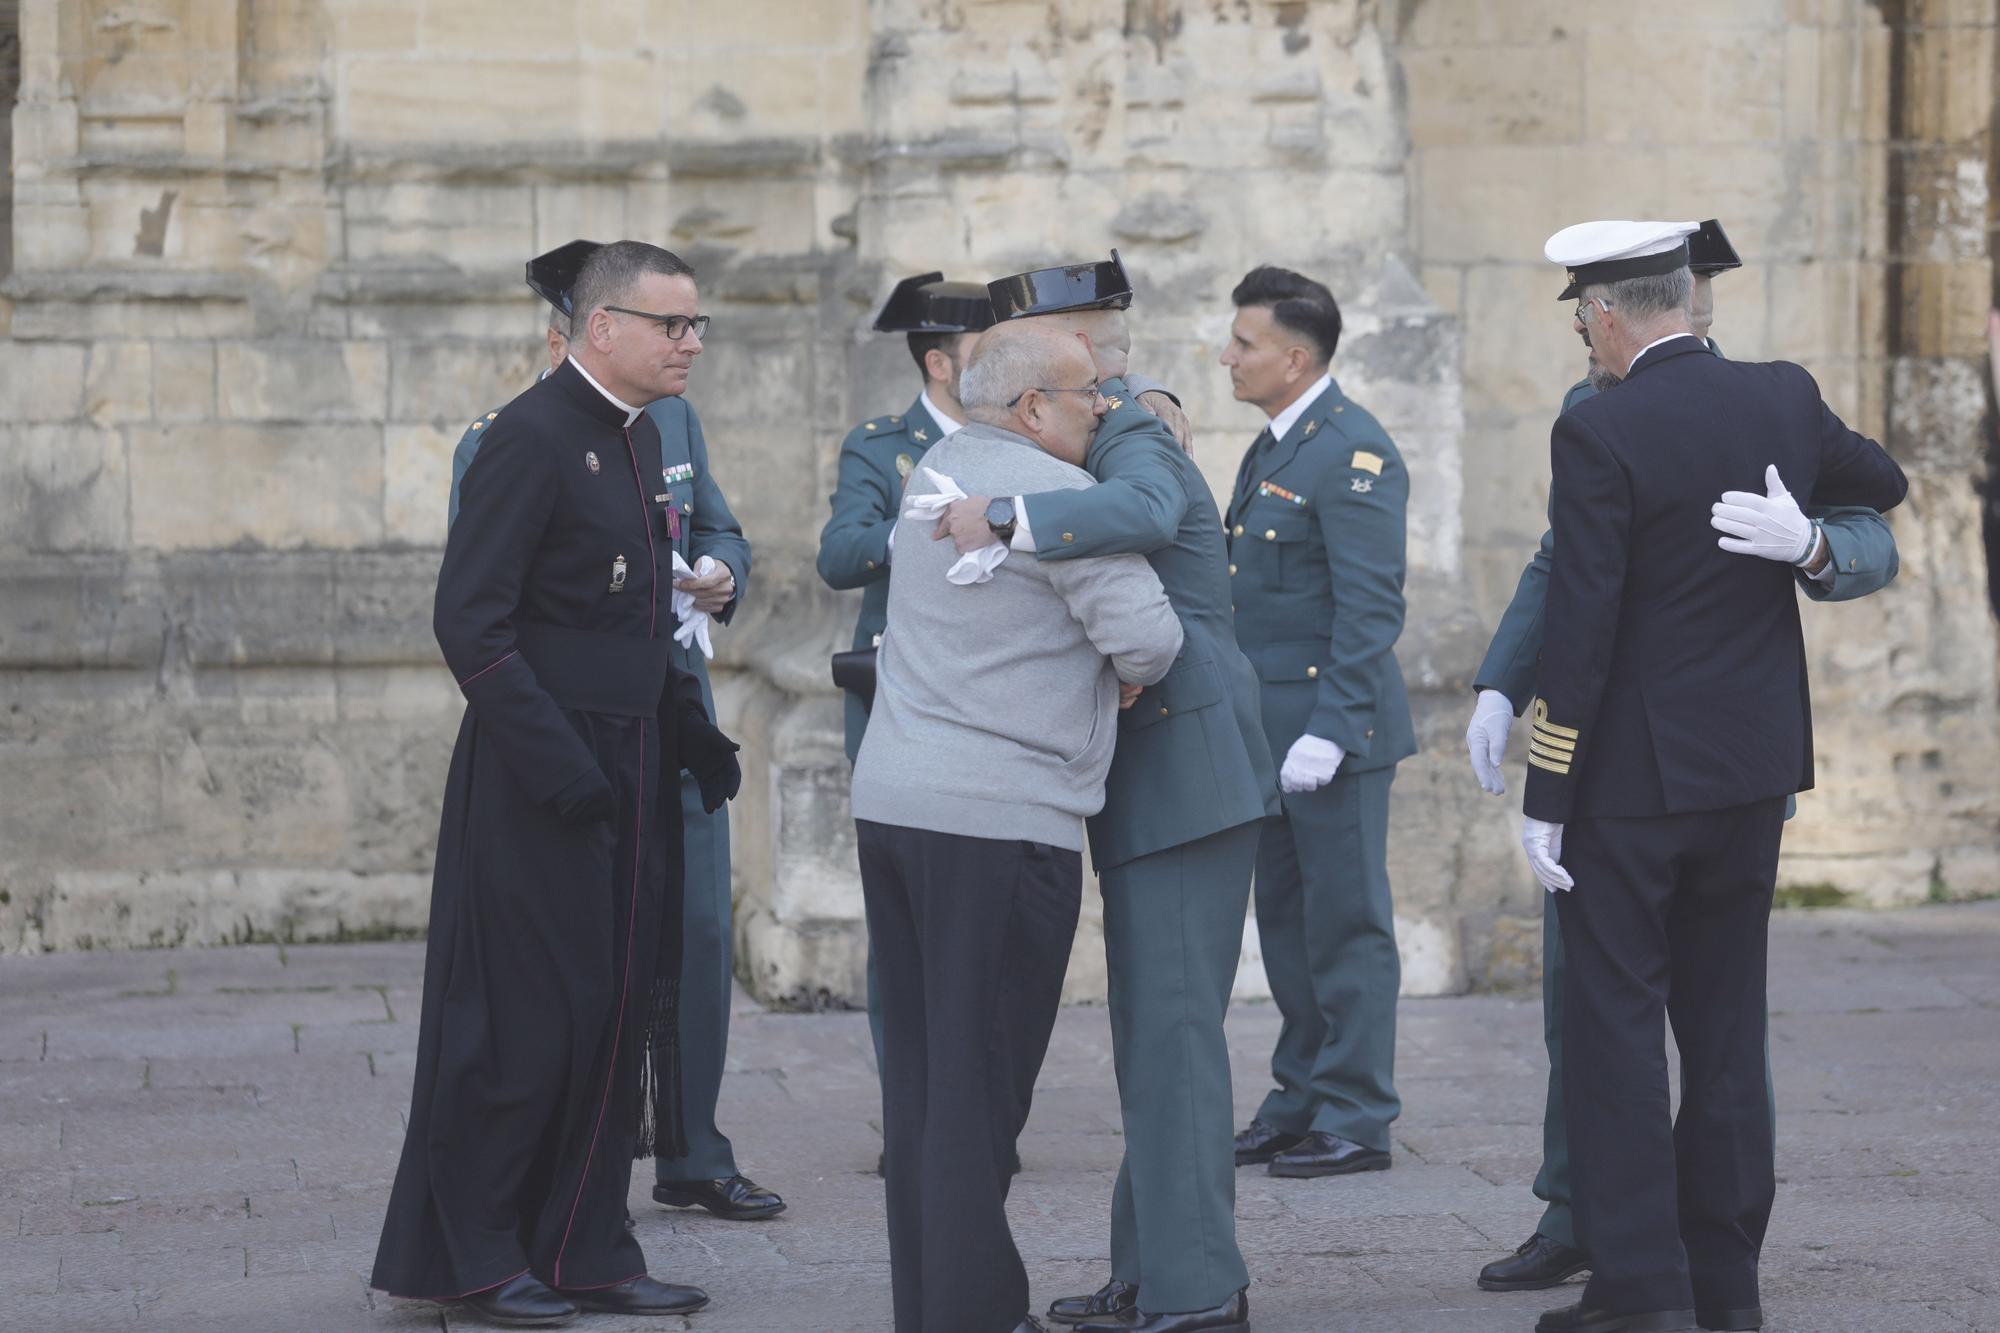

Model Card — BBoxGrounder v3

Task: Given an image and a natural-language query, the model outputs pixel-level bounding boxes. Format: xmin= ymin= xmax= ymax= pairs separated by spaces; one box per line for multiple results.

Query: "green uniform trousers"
xmin=1533 ymin=897 xmax=1777 ymax=1249
xmin=1104 ymin=822 xmax=1259 ymax=1313
xmin=1253 ymin=765 xmax=1401 ymax=1151
xmin=654 ymin=774 xmax=739 ymax=1182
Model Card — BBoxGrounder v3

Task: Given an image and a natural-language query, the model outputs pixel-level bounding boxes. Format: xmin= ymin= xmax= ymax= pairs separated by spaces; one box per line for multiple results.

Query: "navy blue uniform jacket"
xmin=1522 ymin=337 xmax=1907 ymax=824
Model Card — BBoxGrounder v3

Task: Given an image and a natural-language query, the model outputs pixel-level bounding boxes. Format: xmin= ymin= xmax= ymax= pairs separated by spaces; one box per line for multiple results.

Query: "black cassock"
xmin=373 ymin=359 xmax=734 ymax=1301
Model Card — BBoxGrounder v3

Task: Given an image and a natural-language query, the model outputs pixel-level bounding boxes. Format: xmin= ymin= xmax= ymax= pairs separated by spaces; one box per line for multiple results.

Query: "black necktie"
xmin=1234 ymin=428 xmax=1272 ymax=511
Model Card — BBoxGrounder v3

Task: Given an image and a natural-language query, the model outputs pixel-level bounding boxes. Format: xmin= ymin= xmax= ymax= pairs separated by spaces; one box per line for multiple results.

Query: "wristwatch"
xmin=985 ymin=496 xmax=1018 ymax=545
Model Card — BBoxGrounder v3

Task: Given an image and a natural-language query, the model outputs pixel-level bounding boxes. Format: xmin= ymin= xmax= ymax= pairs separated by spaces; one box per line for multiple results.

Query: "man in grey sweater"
xmin=851 ymin=323 xmax=1182 ymax=1333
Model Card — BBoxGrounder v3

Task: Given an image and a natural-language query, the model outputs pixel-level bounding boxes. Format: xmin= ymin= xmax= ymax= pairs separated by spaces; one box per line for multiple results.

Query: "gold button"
xmin=1366 ymin=728 xmax=1374 ymax=738
xmin=865 ymin=560 xmax=876 ymax=570
xmin=1306 ymin=666 xmax=1318 ymax=679
xmin=1062 ymin=532 xmax=1074 ymax=543
xmin=1233 ymin=524 xmax=1243 ymax=537
xmin=1264 ymin=529 xmax=1277 ymax=541
xmin=1847 ymin=558 xmax=1856 ymax=569
xmin=1228 ymin=563 xmax=1238 ymax=576
xmin=1159 ymin=706 xmax=1169 ymax=717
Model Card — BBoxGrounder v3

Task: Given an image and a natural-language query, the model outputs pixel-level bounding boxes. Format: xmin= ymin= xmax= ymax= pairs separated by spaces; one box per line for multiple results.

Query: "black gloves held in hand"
xmin=681 ymin=707 xmax=742 ymax=814
xmin=551 ymin=767 xmax=617 ymax=828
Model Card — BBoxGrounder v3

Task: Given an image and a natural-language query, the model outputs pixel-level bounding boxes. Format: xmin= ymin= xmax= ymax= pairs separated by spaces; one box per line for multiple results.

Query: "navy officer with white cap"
xmin=1518 ymin=219 xmax=1906 ymax=1333
xmin=1465 ymin=221 xmax=1900 ymax=1298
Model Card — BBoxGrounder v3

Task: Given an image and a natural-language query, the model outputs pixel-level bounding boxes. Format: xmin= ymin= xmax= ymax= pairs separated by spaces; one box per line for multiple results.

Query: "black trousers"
xmin=1556 ymin=798 xmax=1785 ymax=1316
xmin=856 ymin=820 xmax=1082 ymax=1333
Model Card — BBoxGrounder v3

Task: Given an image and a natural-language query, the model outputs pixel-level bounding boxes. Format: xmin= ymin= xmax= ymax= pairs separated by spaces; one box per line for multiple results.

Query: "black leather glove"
xmin=550 ymin=767 xmax=617 ymax=827
xmin=680 ymin=705 xmax=742 ymax=814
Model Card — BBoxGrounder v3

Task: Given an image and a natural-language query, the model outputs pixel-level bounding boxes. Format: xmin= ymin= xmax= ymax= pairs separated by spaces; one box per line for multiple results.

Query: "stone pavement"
xmin=1 ymin=902 xmax=1996 ymax=1333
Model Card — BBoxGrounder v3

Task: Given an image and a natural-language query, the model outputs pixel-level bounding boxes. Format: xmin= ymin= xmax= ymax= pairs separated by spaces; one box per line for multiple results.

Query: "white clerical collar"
xmin=920 ymin=389 xmax=965 ymax=438
xmin=1267 ymin=372 xmax=1333 ymax=443
xmin=1626 ymin=333 xmax=1699 ymax=376
xmin=567 ymin=355 xmax=642 ymax=426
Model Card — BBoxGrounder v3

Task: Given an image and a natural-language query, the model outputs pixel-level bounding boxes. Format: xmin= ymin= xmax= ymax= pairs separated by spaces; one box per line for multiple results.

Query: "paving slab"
xmin=0 ymin=901 xmax=1995 ymax=1331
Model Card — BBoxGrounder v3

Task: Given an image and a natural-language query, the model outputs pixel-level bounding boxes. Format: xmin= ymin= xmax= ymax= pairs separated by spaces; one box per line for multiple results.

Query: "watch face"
xmin=985 ymin=497 xmax=1015 ymax=527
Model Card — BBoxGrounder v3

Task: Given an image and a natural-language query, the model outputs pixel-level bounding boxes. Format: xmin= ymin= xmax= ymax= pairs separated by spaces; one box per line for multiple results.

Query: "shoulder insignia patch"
xmin=1351 ymin=450 xmax=1384 ymax=476
xmin=896 ymin=453 xmax=914 ymax=479
xmin=1350 ymin=477 xmax=1373 ymax=494
xmin=470 ymin=420 xmax=483 ymax=431
xmin=1105 ymin=395 xmax=1124 ymax=410
xmin=911 ymin=428 xmax=928 ymax=443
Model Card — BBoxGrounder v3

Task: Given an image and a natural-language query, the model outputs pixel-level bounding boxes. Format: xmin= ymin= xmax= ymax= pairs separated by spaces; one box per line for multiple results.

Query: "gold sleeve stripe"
xmin=1529 ymin=728 xmax=1576 ymax=753
xmin=1528 ymin=739 xmax=1575 ymax=764
xmin=1532 ymin=699 xmax=1579 ymax=739
xmin=1528 ymin=750 xmax=1572 ymax=775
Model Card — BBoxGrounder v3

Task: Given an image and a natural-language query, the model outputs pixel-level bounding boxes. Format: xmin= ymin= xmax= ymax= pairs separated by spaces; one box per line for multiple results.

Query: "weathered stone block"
xmin=382 ymin=423 xmax=456 ymax=547
xmin=343 ymin=59 xmax=603 ymax=144
xmin=0 ymin=341 xmax=87 ymax=421
xmin=150 ymin=340 xmax=216 ymax=423
xmin=82 ymin=341 xmax=151 ymax=425
xmin=0 ymin=424 xmax=129 ymax=553
xmin=128 ymin=425 xmax=384 ymax=550
xmin=216 ymin=341 xmax=388 ymax=423
xmin=1402 ymin=41 xmax=1582 ymax=148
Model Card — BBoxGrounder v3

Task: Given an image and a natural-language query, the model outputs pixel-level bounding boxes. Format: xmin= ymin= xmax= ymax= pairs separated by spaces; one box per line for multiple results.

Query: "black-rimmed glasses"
xmin=1007 ymin=379 xmax=1102 ymax=408
xmin=605 ymin=306 xmax=711 ymax=341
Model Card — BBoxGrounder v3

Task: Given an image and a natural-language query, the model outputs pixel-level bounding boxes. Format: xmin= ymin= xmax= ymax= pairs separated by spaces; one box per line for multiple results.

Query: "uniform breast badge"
xmin=609 ymin=555 xmax=627 ymax=593
xmin=585 ymin=451 xmax=600 ymax=474
xmin=896 ymin=453 xmax=915 ymax=480
xmin=1257 ymin=482 xmax=1308 ymax=506
xmin=1350 ymin=478 xmax=1373 ymax=493
xmin=1350 ymin=450 xmax=1384 ymax=475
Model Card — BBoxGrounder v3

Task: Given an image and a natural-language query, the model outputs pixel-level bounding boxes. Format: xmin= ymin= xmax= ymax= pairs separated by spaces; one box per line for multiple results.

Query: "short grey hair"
xmin=959 ymin=325 xmax=1077 ymax=416
xmin=569 ymin=240 xmax=695 ymax=336
xmin=1584 ymin=264 xmax=1693 ymax=323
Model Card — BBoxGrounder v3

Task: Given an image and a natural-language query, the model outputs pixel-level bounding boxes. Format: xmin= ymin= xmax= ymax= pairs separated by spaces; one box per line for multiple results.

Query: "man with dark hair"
xmin=1522 ymin=219 xmax=1905 ymax=1333
xmin=373 ymin=238 xmax=742 ymax=1327
xmin=1466 ymin=220 xmax=1900 ymax=1300
xmin=447 ymin=240 xmax=779 ymax=1229
xmin=1221 ymin=264 xmax=1415 ymax=1184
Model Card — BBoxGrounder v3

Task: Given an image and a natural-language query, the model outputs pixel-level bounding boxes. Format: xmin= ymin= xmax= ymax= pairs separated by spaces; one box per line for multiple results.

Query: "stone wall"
xmin=2 ymin=0 xmax=1994 ymax=1000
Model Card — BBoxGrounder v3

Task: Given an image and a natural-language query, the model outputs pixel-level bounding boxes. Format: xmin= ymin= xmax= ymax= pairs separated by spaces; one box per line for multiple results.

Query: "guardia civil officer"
xmin=451 ymin=241 xmax=782 ymax=1226
xmin=815 ymin=272 xmax=995 ymax=1166
xmin=1220 ymin=266 xmax=1414 ymax=1182
xmin=373 ymin=240 xmax=743 ymax=1326
xmin=931 ymin=252 xmax=1277 ymax=1333
xmin=1519 ymin=220 xmax=1906 ymax=1333
xmin=1466 ymin=221 xmax=1900 ymax=1296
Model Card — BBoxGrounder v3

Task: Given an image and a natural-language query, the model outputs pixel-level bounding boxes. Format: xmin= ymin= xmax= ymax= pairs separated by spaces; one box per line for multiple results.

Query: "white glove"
xmin=1279 ymin=734 xmax=1345 ymax=794
xmin=1521 ymin=817 xmax=1574 ymax=894
xmin=1466 ymin=689 xmax=1514 ymax=796
xmin=1712 ymin=464 xmax=1816 ymax=565
xmin=902 ymin=467 xmax=1010 ymax=586
xmin=669 ymin=553 xmax=715 ymax=659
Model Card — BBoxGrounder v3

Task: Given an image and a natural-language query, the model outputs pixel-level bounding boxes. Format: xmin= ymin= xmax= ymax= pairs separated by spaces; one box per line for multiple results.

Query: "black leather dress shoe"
xmin=1536 ymin=1302 xmax=1696 ymax=1332
xmin=1477 ymin=1232 xmax=1591 ymax=1291
xmin=1232 ymin=1118 xmax=1305 ymax=1166
xmin=557 ymin=1276 xmax=709 ymax=1316
xmin=654 ymin=1174 xmax=786 ymax=1220
xmin=1047 ymin=1278 xmax=1139 ymax=1325
xmin=1697 ymin=1305 xmax=1761 ymax=1331
xmin=1267 ymin=1129 xmax=1391 ymax=1178
xmin=1077 ymin=1287 xmax=1249 ymax=1332
xmin=460 ymin=1273 xmax=577 ymax=1327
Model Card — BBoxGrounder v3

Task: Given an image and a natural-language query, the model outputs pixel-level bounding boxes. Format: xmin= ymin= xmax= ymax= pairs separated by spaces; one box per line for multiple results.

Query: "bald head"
xmin=960 ymin=323 xmax=1106 ymax=465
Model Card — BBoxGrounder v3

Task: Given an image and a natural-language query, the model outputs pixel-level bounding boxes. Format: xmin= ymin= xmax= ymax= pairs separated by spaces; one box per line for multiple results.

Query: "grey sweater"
xmin=850 ymin=424 xmax=1183 ymax=850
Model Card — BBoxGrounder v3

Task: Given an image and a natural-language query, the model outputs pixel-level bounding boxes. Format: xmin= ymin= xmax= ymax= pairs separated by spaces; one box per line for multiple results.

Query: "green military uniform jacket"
xmin=450 ymin=389 xmax=749 ymax=711
xmin=1225 ymin=378 xmax=1416 ymax=773
xmin=816 ymin=395 xmax=947 ymax=763
xmin=1474 ymin=346 xmax=1899 ymax=710
xmin=1015 ymin=376 xmax=1278 ymax=870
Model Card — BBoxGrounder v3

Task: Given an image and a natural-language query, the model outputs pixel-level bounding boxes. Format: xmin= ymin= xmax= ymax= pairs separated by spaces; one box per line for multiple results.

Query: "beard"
xmin=1586 ymin=360 xmax=1622 ymax=392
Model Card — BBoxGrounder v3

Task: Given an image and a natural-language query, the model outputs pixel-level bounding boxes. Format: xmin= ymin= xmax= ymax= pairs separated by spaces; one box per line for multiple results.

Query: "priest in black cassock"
xmin=372 ymin=240 xmax=741 ymax=1327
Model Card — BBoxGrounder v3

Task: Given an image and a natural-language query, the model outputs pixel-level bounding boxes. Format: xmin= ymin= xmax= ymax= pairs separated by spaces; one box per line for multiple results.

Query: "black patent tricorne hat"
xmin=526 ymin=239 xmax=604 ymax=315
xmin=872 ymin=272 xmax=997 ymax=333
xmin=1686 ymin=219 xmax=1742 ymax=277
xmin=987 ymin=250 xmax=1134 ymax=320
